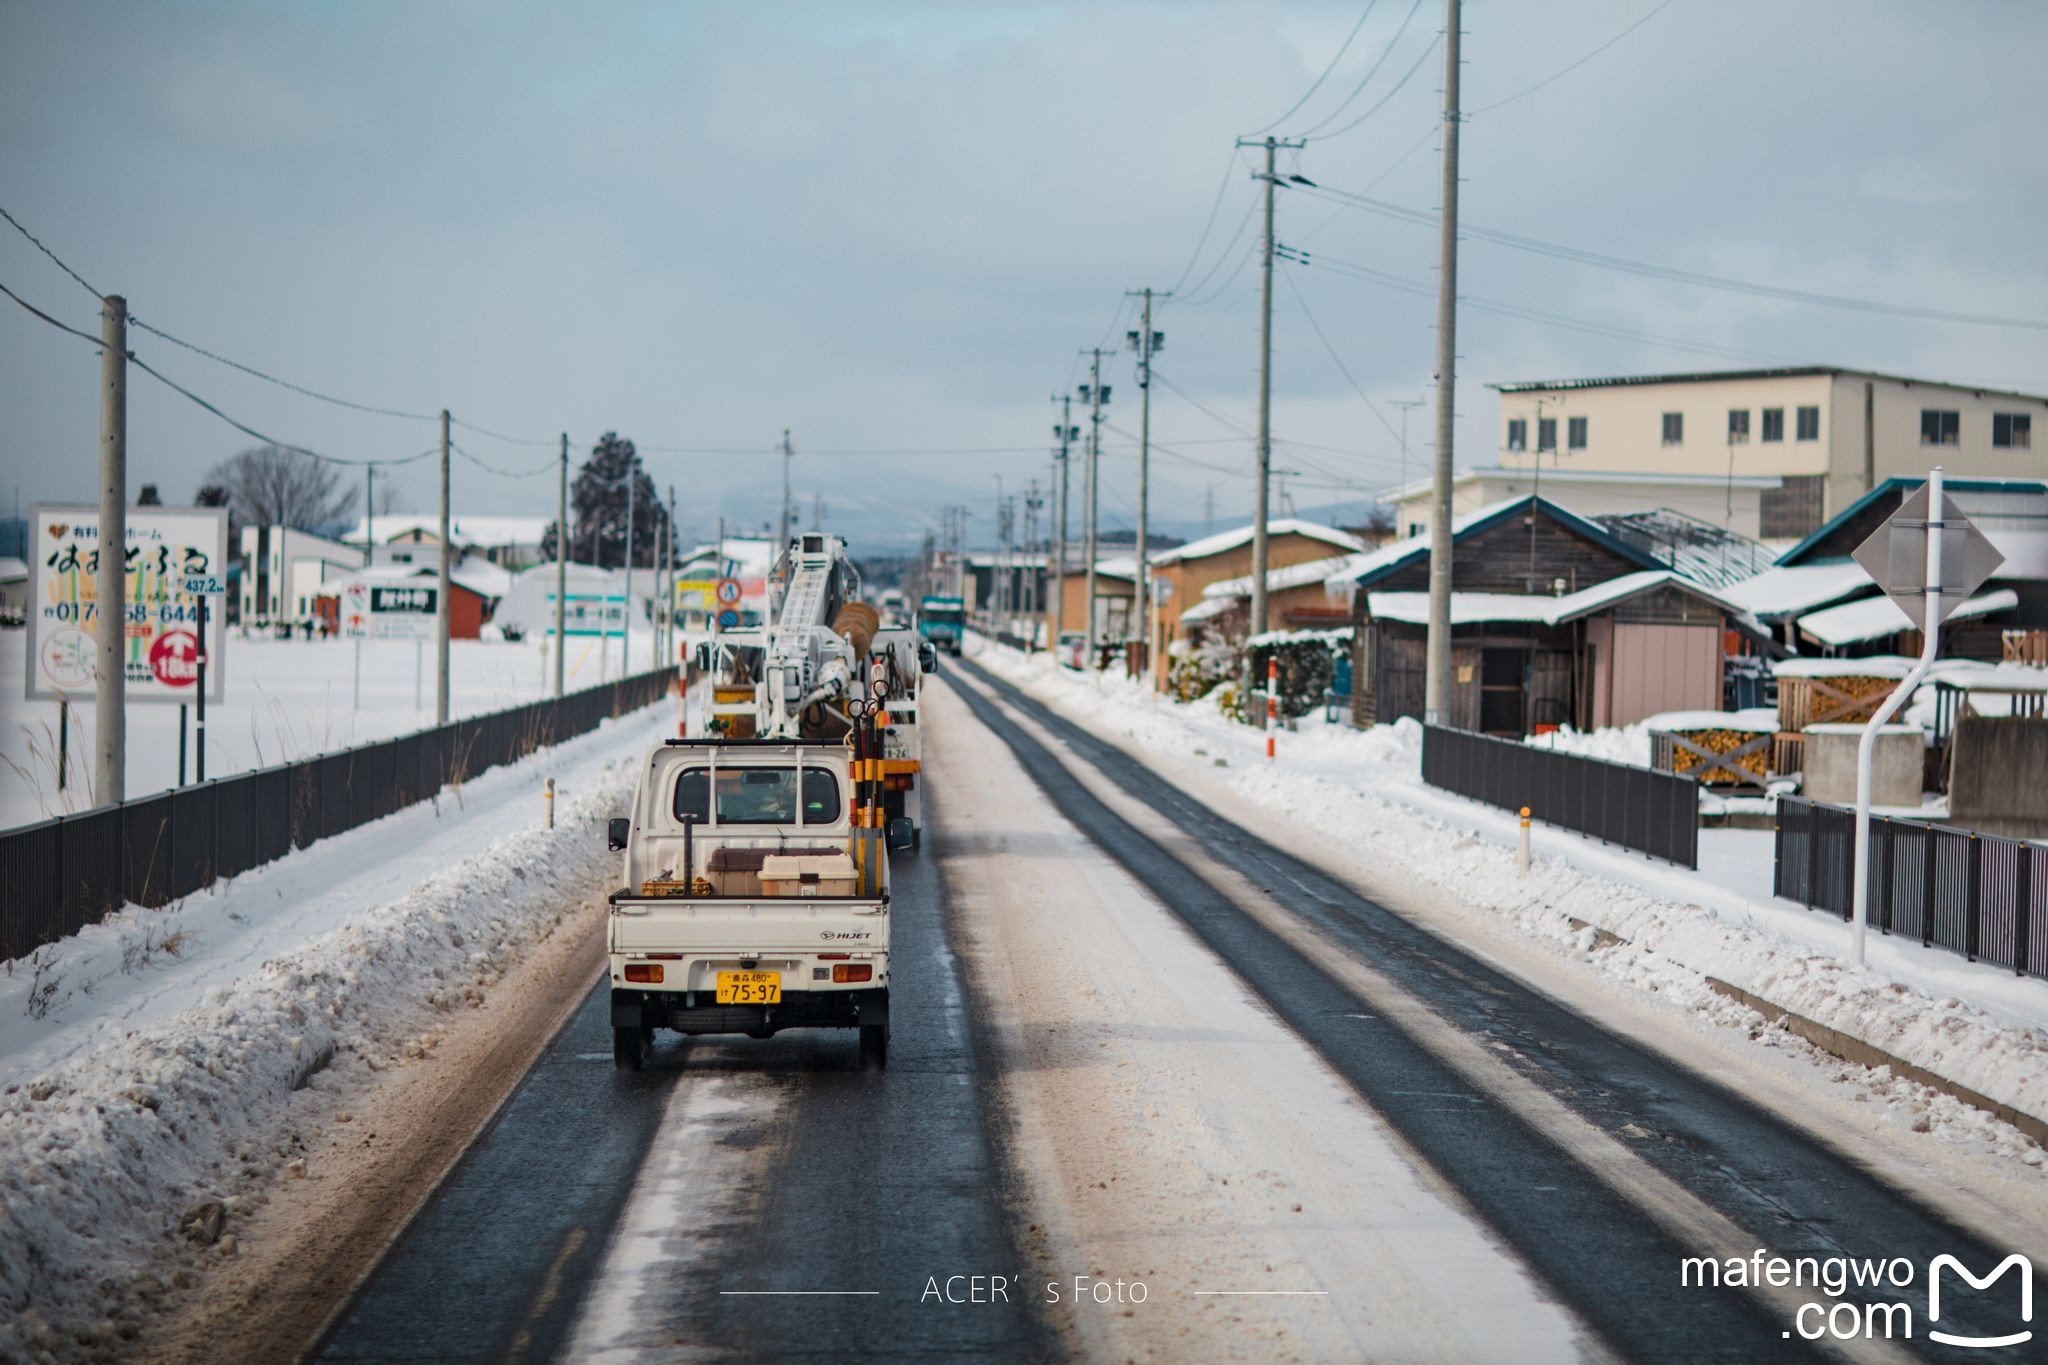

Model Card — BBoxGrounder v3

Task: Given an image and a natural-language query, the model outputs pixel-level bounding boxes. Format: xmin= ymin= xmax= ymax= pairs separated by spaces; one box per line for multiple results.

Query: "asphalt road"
xmin=948 ymin=655 xmax=2041 ymax=1364
xmin=312 ymin=785 xmax=1049 ymax=1363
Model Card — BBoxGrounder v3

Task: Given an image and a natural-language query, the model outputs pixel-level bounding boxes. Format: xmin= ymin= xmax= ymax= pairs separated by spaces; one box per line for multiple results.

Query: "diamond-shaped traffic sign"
xmin=1851 ymin=482 xmax=2004 ymax=634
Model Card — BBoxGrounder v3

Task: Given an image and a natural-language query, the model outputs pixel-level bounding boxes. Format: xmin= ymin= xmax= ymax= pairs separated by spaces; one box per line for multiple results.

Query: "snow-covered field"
xmin=965 ymin=637 xmax=2048 ymax=1162
xmin=0 ymin=622 xmax=667 ymax=830
xmin=0 ymin=701 xmax=667 ymax=1361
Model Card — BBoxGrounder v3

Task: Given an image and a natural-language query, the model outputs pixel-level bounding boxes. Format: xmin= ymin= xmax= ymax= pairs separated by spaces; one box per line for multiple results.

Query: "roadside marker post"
xmin=1266 ymin=657 xmax=1278 ymax=762
xmin=545 ymin=777 xmax=555 ymax=830
xmin=1518 ymin=806 xmax=1531 ymax=877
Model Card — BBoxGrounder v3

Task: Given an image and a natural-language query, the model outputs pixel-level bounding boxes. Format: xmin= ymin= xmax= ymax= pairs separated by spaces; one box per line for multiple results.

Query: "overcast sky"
xmin=4 ymin=0 xmax=2044 ymax=553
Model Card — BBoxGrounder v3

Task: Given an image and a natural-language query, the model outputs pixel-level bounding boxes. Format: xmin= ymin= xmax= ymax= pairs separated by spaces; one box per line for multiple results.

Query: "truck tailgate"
xmin=610 ymin=898 xmax=888 ymax=953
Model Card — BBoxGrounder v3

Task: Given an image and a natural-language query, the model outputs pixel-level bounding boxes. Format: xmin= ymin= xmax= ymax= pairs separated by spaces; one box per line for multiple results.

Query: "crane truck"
xmin=608 ymin=534 xmax=929 ymax=1069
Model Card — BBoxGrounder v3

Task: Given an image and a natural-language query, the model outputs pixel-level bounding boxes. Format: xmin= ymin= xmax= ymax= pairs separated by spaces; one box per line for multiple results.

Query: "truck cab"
xmin=606 ymin=739 xmax=891 ymax=1069
xmin=918 ymin=595 xmax=966 ymax=655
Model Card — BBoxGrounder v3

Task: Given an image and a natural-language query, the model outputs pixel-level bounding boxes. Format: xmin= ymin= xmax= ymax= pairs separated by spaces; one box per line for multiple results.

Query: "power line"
xmin=449 ymin=441 xmax=558 ymax=478
xmin=449 ymin=416 xmax=572 ymax=448
xmin=0 ymin=277 xmax=104 ymax=346
xmin=1295 ymin=0 xmax=1428 ymax=137
xmin=0 ymin=205 xmax=99 ymax=299
xmin=129 ymin=349 xmax=437 ymax=468
xmin=1471 ymin=0 xmax=1680 ymax=116
xmin=1302 ymin=29 xmax=1440 ymax=142
xmin=1166 ymin=152 xmax=1248 ymax=295
xmin=126 ymin=316 xmax=440 ymax=420
xmin=1298 ymin=183 xmax=2048 ymax=330
xmin=1249 ymin=0 xmax=1381 ymax=135
xmin=1149 ymin=370 xmax=1254 ymax=437
xmin=1276 ymin=264 xmax=1404 ymax=448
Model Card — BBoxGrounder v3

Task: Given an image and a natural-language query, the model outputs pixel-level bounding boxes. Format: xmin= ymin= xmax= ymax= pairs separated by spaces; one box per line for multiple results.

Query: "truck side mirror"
xmin=918 ymin=641 xmax=938 ymax=675
xmin=886 ymin=817 xmax=915 ymax=851
xmin=607 ymin=817 xmax=630 ymax=851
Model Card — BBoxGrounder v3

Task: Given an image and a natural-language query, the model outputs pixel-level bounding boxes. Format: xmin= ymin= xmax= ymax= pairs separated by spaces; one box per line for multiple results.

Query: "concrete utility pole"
xmin=1234 ymin=135 xmax=1302 ymax=640
xmin=993 ymin=474 xmax=1005 ymax=625
xmin=622 ymin=453 xmax=637 ymax=675
xmin=553 ymin=433 xmax=568 ymax=698
xmin=666 ymin=484 xmax=677 ymax=667
xmin=436 ymin=408 xmax=452 ymax=724
xmin=1024 ymin=479 xmax=1043 ymax=618
xmin=1391 ymin=398 xmax=1424 ymax=509
xmin=778 ymin=428 xmax=793 ymax=553
xmin=1080 ymin=351 xmax=1109 ymax=665
xmin=1423 ymin=0 xmax=1463 ymax=726
xmin=1127 ymin=288 xmax=1167 ymax=683
xmin=1052 ymin=395 xmax=1077 ymax=653
xmin=365 ymin=464 xmax=375 ymax=568
xmin=95 ymin=294 xmax=127 ymax=804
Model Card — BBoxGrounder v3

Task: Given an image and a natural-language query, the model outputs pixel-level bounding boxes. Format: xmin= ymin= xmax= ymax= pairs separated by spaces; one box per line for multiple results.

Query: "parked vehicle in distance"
xmin=918 ymin=595 xmax=965 ymax=654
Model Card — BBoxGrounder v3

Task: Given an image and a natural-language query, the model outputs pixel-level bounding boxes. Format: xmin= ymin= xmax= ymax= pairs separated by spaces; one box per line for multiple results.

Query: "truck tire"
xmin=859 ymin=1023 xmax=888 ymax=1070
xmin=613 ymin=1023 xmax=646 ymax=1071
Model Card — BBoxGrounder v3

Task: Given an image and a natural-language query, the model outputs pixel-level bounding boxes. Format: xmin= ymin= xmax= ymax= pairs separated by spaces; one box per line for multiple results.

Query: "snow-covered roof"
xmin=1365 ymin=569 xmax=1739 ymax=628
xmin=1093 ymin=556 xmax=1137 ymax=581
xmin=1329 ymin=494 xmax=1659 ymax=588
xmin=1381 ymin=465 xmax=1782 ymax=505
xmin=346 ymin=514 xmax=551 ymax=548
xmin=1247 ymin=625 xmax=1354 ymax=648
xmin=1643 ymin=706 xmax=1780 ymax=733
xmin=0 ymin=557 xmax=26 ymax=582
xmin=1149 ymin=518 xmax=1365 ymax=567
xmin=1718 ymin=561 xmax=1873 ymax=619
xmin=1202 ymin=553 xmax=1369 ymax=600
xmin=1922 ymin=661 xmax=2048 ymax=694
xmin=1179 ymin=595 xmax=1239 ymax=624
xmin=1773 ymin=655 xmax=1914 ymax=679
xmin=450 ymin=558 xmax=514 ymax=600
xmin=1797 ymin=588 xmax=2018 ymax=647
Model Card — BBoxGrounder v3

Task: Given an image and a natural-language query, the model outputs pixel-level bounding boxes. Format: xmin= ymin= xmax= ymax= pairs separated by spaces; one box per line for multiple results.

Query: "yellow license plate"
xmin=716 ymin=970 xmax=782 ymax=1004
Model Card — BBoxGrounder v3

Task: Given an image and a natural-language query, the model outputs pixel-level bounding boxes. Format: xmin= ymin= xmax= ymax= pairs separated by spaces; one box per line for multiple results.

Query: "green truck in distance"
xmin=918 ymin=595 xmax=965 ymax=654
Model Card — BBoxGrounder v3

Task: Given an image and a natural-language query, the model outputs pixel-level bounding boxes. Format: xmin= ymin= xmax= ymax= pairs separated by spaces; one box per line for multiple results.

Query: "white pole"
xmin=353 ymin=635 xmax=362 ymax=711
xmin=1852 ymin=466 xmax=1944 ymax=966
xmin=1518 ymin=806 xmax=1531 ymax=877
xmin=415 ymin=636 xmax=423 ymax=711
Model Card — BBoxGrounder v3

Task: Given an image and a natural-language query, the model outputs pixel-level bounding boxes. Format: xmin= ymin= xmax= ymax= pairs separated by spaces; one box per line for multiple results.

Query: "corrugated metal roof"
xmin=1489 ymin=367 xmax=2048 ymax=404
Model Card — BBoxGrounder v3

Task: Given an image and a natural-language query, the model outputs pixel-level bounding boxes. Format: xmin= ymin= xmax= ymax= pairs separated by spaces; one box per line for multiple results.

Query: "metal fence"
xmin=1421 ymin=725 xmax=1700 ymax=868
xmin=1 ymin=667 xmax=676 ymax=963
xmin=1774 ymin=797 xmax=2047 ymax=980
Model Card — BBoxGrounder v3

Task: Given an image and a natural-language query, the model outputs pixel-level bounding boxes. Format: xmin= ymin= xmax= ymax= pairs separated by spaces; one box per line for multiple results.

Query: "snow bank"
xmin=0 ymin=711 xmax=657 ymax=1362
xmin=965 ymin=638 xmax=2048 ymax=1160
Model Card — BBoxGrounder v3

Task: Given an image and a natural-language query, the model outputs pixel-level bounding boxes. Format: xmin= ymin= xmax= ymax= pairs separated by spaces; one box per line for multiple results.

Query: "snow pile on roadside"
xmin=0 ymin=741 xmax=641 ymax=1362
xmin=1524 ymin=721 xmax=1653 ymax=767
xmin=965 ymin=640 xmax=2048 ymax=1159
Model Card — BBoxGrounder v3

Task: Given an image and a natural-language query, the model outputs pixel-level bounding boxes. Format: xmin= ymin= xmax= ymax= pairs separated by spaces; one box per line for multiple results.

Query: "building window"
xmin=1506 ymin=418 xmax=1526 ymax=452
xmin=1796 ymin=405 xmax=1819 ymax=440
xmin=1538 ymin=417 xmax=1557 ymax=452
xmin=1727 ymin=409 xmax=1750 ymax=443
xmin=1567 ymin=416 xmax=1587 ymax=450
xmin=1993 ymin=412 xmax=2032 ymax=448
xmin=1761 ymin=407 xmax=1784 ymax=442
xmin=1661 ymin=412 xmax=1683 ymax=445
xmin=1920 ymin=409 xmax=1960 ymax=445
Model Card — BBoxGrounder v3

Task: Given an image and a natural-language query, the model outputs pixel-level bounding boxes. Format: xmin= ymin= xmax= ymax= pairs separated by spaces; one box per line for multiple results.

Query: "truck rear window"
xmin=673 ymin=767 xmax=842 ymax=825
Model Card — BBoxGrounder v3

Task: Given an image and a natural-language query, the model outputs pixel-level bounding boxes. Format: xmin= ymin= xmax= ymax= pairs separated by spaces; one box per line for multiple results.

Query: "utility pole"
xmin=778 ymin=428 xmax=793 ymax=553
xmin=1235 ymin=135 xmax=1303 ymax=641
xmin=622 ymin=453 xmax=637 ymax=675
xmin=1024 ymin=479 xmax=1043 ymax=619
xmin=1423 ymin=0 xmax=1463 ymax=725
xmin=436 ymin=408 xmax=451 ymax=724
xmin=993 ymin=474 xmax=1005 ymax=626
xmin=1079 ymin=352 xmax=1109 ymax=665
xmin=95 ymin=294 xmax=127 ymax=804
xmin=1127 ymin=288 xmax=1167 ymax=683
xmin=666 ymin=484 xmax=677 ymax=668
xmin=365 ymin=464 xmax=374 ymax=567
xmin=553 ymin=434 xmax=568 ymax=697
xmin=1052 ymin=395 xmax=1077 ymax=654
xmin=1390 ymin=398 xmax=1424 ymax=515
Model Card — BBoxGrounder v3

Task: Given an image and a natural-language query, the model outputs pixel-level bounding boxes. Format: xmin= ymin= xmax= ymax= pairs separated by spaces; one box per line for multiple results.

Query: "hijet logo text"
xmin=1680 ymin=1249 xmax=2033 ymax=1347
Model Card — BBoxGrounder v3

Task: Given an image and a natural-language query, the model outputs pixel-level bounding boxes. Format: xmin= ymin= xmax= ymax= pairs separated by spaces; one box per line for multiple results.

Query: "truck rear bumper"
xmin=612 ymin=985 xmax=887 ymax=1037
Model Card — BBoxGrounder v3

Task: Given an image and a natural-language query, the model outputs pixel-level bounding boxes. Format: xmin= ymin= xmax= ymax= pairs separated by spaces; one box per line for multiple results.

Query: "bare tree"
xmin=204 ymin=445 xmax=359 ymax=532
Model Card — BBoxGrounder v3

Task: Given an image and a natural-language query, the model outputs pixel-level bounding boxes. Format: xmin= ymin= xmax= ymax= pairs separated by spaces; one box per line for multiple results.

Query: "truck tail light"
xmin=832 ymin=964 xmax=872 ymax=983
xmin=625 ymin=963 xmax=664 ymax=983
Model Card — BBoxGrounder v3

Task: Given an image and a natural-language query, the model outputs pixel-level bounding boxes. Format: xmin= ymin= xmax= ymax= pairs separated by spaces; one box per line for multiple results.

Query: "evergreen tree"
xmin=541 ymin=433 xmax=670 ymax=567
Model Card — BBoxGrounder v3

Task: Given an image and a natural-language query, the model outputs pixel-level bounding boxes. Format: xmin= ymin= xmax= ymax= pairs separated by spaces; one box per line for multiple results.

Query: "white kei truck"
xmin=605 ymin=736 xmax=901 ymax=1070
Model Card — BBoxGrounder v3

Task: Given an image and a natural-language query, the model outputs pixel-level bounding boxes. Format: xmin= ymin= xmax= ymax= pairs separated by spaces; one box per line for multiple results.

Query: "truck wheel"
xmin=859 ymin=1023 xmax=888 ymax=1070
xmin=613 ymin=1024 xmax=646 ymax=1071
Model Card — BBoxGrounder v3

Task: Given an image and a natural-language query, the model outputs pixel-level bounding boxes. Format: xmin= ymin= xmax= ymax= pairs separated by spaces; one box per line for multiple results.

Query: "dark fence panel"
xmin=1 ymin=665 xmax=676 ymax=963
xmin=1421 ymin=725 xmax=1699 ymax=868
xmin=1772 ymin=796 xmax=2047 ymax=980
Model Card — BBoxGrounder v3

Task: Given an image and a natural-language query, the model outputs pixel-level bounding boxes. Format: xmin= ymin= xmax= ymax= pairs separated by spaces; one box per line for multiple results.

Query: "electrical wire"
xmin=1471 ymin=0 xmax=1680 ymax=116
xmin=124 ymin=317 xmax=441 ymax=421
xmin=1175 ymin=191 xmax=1262 ymax=307
xmin=1149 ymin=370 xmax=1255 ymax=437
xmin=1277 ymin=264 xmax=1404 ymax=447
xmin=1297 ymin=184 xmax=2048 ymax=330
xmin=128 ymin=348 xmax=439 ymax=468
xmin=1248 ymin=0 xmax=1381 ymax=136
xmin=450 ymin=442 xmax=558 ymax=478
xmin=449 ymin=416 xmax=572 ymax=448
xmin=0 ymin=205 xmax=100 ymax=299
xmin=1294 ymin=0 xmax=1427 ymax=137
xmin=1301 ymin=31 xmax=1440 ymax=142
xmin=0 ymin=278 xmax=104 ymax=346
xmin=1166 ymin=152 xmax=1248 ymax=296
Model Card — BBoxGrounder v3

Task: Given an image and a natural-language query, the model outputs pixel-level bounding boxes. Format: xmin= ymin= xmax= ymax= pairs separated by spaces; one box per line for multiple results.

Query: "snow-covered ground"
xmin=0 ymin=701 xmax=667 ymax=1361
xmin=0 ymin=622 xmax=669 ymax=830
xmin=964 ymin=637 xmax=2048 ymax=1160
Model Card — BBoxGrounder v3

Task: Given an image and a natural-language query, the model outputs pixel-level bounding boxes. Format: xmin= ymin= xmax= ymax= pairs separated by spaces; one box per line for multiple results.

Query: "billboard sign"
xmin=27 ymin=504 xmax=229 ymax=704
xmin=674 ymin=578 xmax=719 ymax=613
xmin=341 ymin=579 xmax=438 ymax=639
